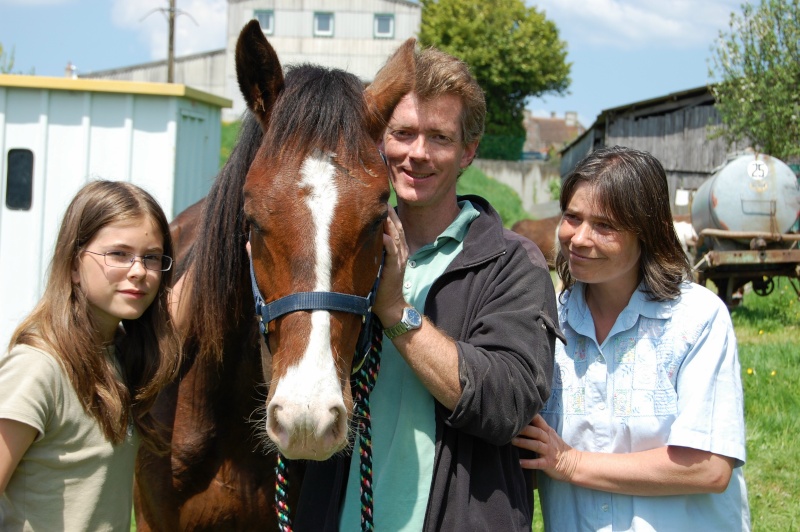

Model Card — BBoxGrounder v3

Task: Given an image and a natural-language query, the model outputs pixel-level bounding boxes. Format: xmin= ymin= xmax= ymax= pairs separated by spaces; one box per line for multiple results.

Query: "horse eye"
xmin=246 ymin=216 xmax=264 ymax=235
xmin=373 ymin=212 xmax=388 ymax=232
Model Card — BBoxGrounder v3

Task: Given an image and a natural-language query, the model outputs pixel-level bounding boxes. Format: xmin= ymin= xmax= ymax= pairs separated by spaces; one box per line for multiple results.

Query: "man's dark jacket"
xmin=294 ymin=195 xmax=562 ymax=531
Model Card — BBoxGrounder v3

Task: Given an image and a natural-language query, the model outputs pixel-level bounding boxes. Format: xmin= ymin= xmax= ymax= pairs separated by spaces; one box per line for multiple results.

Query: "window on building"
xmin=314 ymin=12 xmax=334 ymax=37
xmin=5 ymin=149 xmax=34 ymax=211
xmin=374 ymin=14 xmax=394 ymax=39
xmin=254 ymin=10 xmax=274 ymax=35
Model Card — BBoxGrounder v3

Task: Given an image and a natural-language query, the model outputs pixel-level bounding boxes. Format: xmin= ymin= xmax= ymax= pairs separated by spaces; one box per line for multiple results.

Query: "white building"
xmin=0 ymin=74 xmax=230 ymax=347
xmin=83 ymin=0 xmax=421 ymax=121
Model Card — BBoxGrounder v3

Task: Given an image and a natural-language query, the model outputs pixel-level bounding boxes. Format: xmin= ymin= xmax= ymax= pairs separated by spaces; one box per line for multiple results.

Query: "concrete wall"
xmin=225 ymin=0 xmax=421 ymax=120
xmin=472 ymin=158 xmax=561 ymax=218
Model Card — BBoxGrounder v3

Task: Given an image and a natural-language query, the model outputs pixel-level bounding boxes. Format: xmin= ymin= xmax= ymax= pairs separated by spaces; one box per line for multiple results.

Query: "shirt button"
xmin=408 ymin=260 xmax=416 ymax=268
xmin=404 ymin=281 xmax=412 ymax=289
xmin=601 ymin=504 xmax=609 ymax=512
xmin=595 ymin=355 xmax=604 ymax=363
xmin=598 ymin=403 xmax=606 ymax=411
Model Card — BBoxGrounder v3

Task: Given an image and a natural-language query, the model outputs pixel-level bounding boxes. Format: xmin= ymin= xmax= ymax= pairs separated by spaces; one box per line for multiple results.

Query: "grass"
xmin=730 ymin=280 xmax=800 ymax=530
xmin=456 ymin=166 xmax=530 ymax=228
xmin=531 ymin=278 xmax=800 ymax=531
xmin=219 ymin=120 xmax=242 ymax=168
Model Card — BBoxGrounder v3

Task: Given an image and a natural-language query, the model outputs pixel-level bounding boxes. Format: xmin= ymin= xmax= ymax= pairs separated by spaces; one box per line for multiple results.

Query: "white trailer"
xmin=0 ymin=75 xmax=231 ymax=348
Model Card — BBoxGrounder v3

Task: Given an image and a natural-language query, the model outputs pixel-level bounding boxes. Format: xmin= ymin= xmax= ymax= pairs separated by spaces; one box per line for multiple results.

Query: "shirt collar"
xmin=412 ymin=200 xmax=480 ymax=257
xmin=564 ymin=282 xmax=673 ymax=336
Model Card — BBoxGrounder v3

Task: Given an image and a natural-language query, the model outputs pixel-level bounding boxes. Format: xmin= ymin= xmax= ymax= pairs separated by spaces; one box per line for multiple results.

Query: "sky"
xmin=0 ymin=0 xmax=744 ymax=128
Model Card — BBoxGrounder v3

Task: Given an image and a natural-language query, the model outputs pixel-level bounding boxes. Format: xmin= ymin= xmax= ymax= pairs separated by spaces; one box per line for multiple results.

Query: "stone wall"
xmin=472 ymin=158 xmax=561 ymax=218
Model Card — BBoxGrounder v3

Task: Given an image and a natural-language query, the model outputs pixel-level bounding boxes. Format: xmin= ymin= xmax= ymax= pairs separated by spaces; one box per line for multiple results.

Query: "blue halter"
xmin=250 ymin=248 xmax=384 ymax=532
xmin=248 ymin=249 xmax=383 ymax=374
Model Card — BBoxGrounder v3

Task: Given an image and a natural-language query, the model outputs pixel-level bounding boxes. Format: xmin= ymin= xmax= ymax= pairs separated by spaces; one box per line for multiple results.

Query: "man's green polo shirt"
xmin=340 ymin=200 xmax=480 ymax=530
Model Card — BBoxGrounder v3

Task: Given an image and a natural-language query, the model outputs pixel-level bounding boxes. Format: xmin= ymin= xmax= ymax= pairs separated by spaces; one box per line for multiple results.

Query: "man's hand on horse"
xmin=374 ymin=206 xmax=410 ymax=328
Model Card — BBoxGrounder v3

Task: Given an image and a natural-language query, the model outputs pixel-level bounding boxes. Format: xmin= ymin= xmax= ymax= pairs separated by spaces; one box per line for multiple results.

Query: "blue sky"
xmin=1 ymin=0 xmax=743 ymax=128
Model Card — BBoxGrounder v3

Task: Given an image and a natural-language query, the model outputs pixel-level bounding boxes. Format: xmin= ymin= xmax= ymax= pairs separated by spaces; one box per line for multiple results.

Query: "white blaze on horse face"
xmin=301 ymin=151 xmax=337 ymax=291
xmin=268 ymin=150 xmax=347 ymax=458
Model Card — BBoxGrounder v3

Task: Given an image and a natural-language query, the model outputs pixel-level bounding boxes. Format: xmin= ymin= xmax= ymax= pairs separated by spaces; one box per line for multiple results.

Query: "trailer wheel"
xmin=752 ymin=276 xmax=775 ymax=297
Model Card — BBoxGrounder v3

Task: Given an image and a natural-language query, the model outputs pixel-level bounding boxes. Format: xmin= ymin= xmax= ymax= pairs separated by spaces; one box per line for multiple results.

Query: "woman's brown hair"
xmin=556 ymin=146 xmax=692 ymax=301
xmin=9 ymin=180 xmax=180 ymax=451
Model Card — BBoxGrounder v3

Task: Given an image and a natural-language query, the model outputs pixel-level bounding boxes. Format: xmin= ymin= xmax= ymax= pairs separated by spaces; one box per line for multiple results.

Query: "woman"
xmin=0 ymin=181 xmax=180 ymax=530
xmin=513 ymin=146 xmax=750 ymax=531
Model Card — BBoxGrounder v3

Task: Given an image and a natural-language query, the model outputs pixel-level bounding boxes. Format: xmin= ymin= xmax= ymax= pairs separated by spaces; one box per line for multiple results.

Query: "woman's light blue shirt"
xmin=539 ymin=281 xmax=750 ymax=531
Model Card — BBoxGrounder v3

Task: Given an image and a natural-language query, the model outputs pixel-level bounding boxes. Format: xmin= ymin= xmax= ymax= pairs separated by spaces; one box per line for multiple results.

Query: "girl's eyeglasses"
xmin=83 ymin=250 xmax=173 ymax=272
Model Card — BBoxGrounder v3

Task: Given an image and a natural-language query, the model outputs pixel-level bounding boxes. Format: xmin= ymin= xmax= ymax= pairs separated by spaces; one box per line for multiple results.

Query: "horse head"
xmin=235 ymin=21 xmax=413 ymax=460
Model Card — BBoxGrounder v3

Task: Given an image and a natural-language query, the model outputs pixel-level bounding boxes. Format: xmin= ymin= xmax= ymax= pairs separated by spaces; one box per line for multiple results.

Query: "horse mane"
xmin=265 ymin=64 xmax=370 ymax=165
xmin=182 ymin=64 xmax=368 ymax=360
xmin=182 ymin=111 xmax=263 ymax=362
xmin=181 ymin=65 xmax=372 ymax=363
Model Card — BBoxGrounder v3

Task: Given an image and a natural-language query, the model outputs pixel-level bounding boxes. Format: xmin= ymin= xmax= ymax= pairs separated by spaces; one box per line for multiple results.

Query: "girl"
xmin=0 ymin=180 xmax=180 ymax=530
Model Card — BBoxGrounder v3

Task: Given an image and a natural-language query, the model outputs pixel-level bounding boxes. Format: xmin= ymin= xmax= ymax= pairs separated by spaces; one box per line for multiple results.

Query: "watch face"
xmin=405 ymin=307 xmax=422 ymax=327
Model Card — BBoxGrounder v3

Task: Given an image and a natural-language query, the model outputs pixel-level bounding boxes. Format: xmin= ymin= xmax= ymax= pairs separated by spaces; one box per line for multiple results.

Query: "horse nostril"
xmin=267 ymin=402 xmax=286 ymax=440
xmin=330 ymin=404 xmax=347 ymax=439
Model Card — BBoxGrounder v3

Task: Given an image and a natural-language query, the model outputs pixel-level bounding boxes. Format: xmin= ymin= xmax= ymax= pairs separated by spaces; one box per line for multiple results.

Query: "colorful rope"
xmin=351 ymin=318 xmax=383 ymax=531
xmin=273 ymin=316 xmax=383 ymax=532
xmin=275 ymin=453 xmax=292 ymax=532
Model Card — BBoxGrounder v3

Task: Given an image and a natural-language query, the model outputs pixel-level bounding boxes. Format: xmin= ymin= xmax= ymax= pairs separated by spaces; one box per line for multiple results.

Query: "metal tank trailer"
xmin=690 ymin=152 xmax=800 ymax=308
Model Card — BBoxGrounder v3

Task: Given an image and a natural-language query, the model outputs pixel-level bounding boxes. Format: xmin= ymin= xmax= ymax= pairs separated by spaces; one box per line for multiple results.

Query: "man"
xmin=296 ymin=44 xmax=561 ymax=531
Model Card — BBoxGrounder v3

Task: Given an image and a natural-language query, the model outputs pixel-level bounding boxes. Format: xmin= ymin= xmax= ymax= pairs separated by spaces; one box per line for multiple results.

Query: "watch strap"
xmin=384 ymin=307 xmax=421 ymax=339
xmin=384 ymin=320 xmax=409 ymax=339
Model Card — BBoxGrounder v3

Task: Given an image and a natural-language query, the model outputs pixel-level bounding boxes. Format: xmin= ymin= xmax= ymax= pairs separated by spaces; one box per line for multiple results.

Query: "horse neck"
xmin=175 ymin=319 xmax=265 ymax=432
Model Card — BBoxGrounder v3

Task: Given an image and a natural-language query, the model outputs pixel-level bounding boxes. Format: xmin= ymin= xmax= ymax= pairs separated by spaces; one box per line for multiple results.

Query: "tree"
xmin=1 ymin=43 xmax=16 ymax=74
xmin=419 ymin=0 xmax=570 ymax=159
xmin=709 ymin=0 xmax=800 ymax=160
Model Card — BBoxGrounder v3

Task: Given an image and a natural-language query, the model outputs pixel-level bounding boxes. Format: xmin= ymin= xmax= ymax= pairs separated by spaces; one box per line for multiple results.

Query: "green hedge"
xmin=477 ymin=134 xmax=525 ymax=160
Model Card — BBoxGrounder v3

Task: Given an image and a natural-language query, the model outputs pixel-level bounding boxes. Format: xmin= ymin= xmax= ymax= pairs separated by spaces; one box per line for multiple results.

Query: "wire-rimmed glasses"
xmin=83 ymin=250 xmax=173 ymax=271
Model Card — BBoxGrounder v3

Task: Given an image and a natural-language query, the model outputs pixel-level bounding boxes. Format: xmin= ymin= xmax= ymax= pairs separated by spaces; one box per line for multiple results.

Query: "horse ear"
xmin=365 ymin=38 xmax=416 ymax=141
xmin=235 ymin=20 xmax=285 ymax=130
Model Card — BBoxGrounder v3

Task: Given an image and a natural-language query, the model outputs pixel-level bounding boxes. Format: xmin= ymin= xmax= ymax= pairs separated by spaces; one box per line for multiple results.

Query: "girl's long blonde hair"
xmin=9 ymin=180 xmax=180 ymax=451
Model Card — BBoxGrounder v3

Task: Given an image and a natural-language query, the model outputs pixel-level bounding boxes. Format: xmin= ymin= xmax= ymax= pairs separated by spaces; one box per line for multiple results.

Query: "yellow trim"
xmin=0 ymin=74 xmax=232 ymax=108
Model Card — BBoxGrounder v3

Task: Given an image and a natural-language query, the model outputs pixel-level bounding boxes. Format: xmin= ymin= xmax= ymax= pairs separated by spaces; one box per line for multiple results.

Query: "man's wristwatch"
xmin=384 ymin=307 xmax=423 ymax=339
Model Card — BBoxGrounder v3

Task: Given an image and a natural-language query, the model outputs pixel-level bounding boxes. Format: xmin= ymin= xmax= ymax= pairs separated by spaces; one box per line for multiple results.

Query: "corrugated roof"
xmin=562 ymin=84 xmax=716 ymax=153
xmin=82 ymin=49 xmax=226 ymax=78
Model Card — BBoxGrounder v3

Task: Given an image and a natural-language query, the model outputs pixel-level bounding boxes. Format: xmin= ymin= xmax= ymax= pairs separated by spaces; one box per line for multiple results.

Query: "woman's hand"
xmin=512 ymin=414 xmax=581 ymax=483
xmin=514 ymin=415 xmax=738 ymax=495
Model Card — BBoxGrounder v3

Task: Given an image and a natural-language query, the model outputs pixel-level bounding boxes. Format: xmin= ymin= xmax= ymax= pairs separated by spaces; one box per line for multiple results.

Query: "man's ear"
xmin=246 ymin=240 xmax=252 ymax=259
xmin=460 ymin=141 xmax=479 ymax=168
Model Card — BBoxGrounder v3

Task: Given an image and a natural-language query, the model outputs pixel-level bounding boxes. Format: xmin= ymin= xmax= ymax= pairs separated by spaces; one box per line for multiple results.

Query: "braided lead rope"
xmin=351 ymin=318 xmax=383 ymax=531
xmin=275 ymin=454 xmax=292 ymax=531
xmin=273 ymin=318 xmax=383 ymax=532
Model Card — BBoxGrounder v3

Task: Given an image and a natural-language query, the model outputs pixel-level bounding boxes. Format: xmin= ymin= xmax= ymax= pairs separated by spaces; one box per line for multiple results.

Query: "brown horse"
xmin=168 ymin=198 xmax=204 ymax=266
xmin=511 ymin=215 xmax=561 ymax=268
xmin=134 ymin=21 xmax=414 ymax=530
